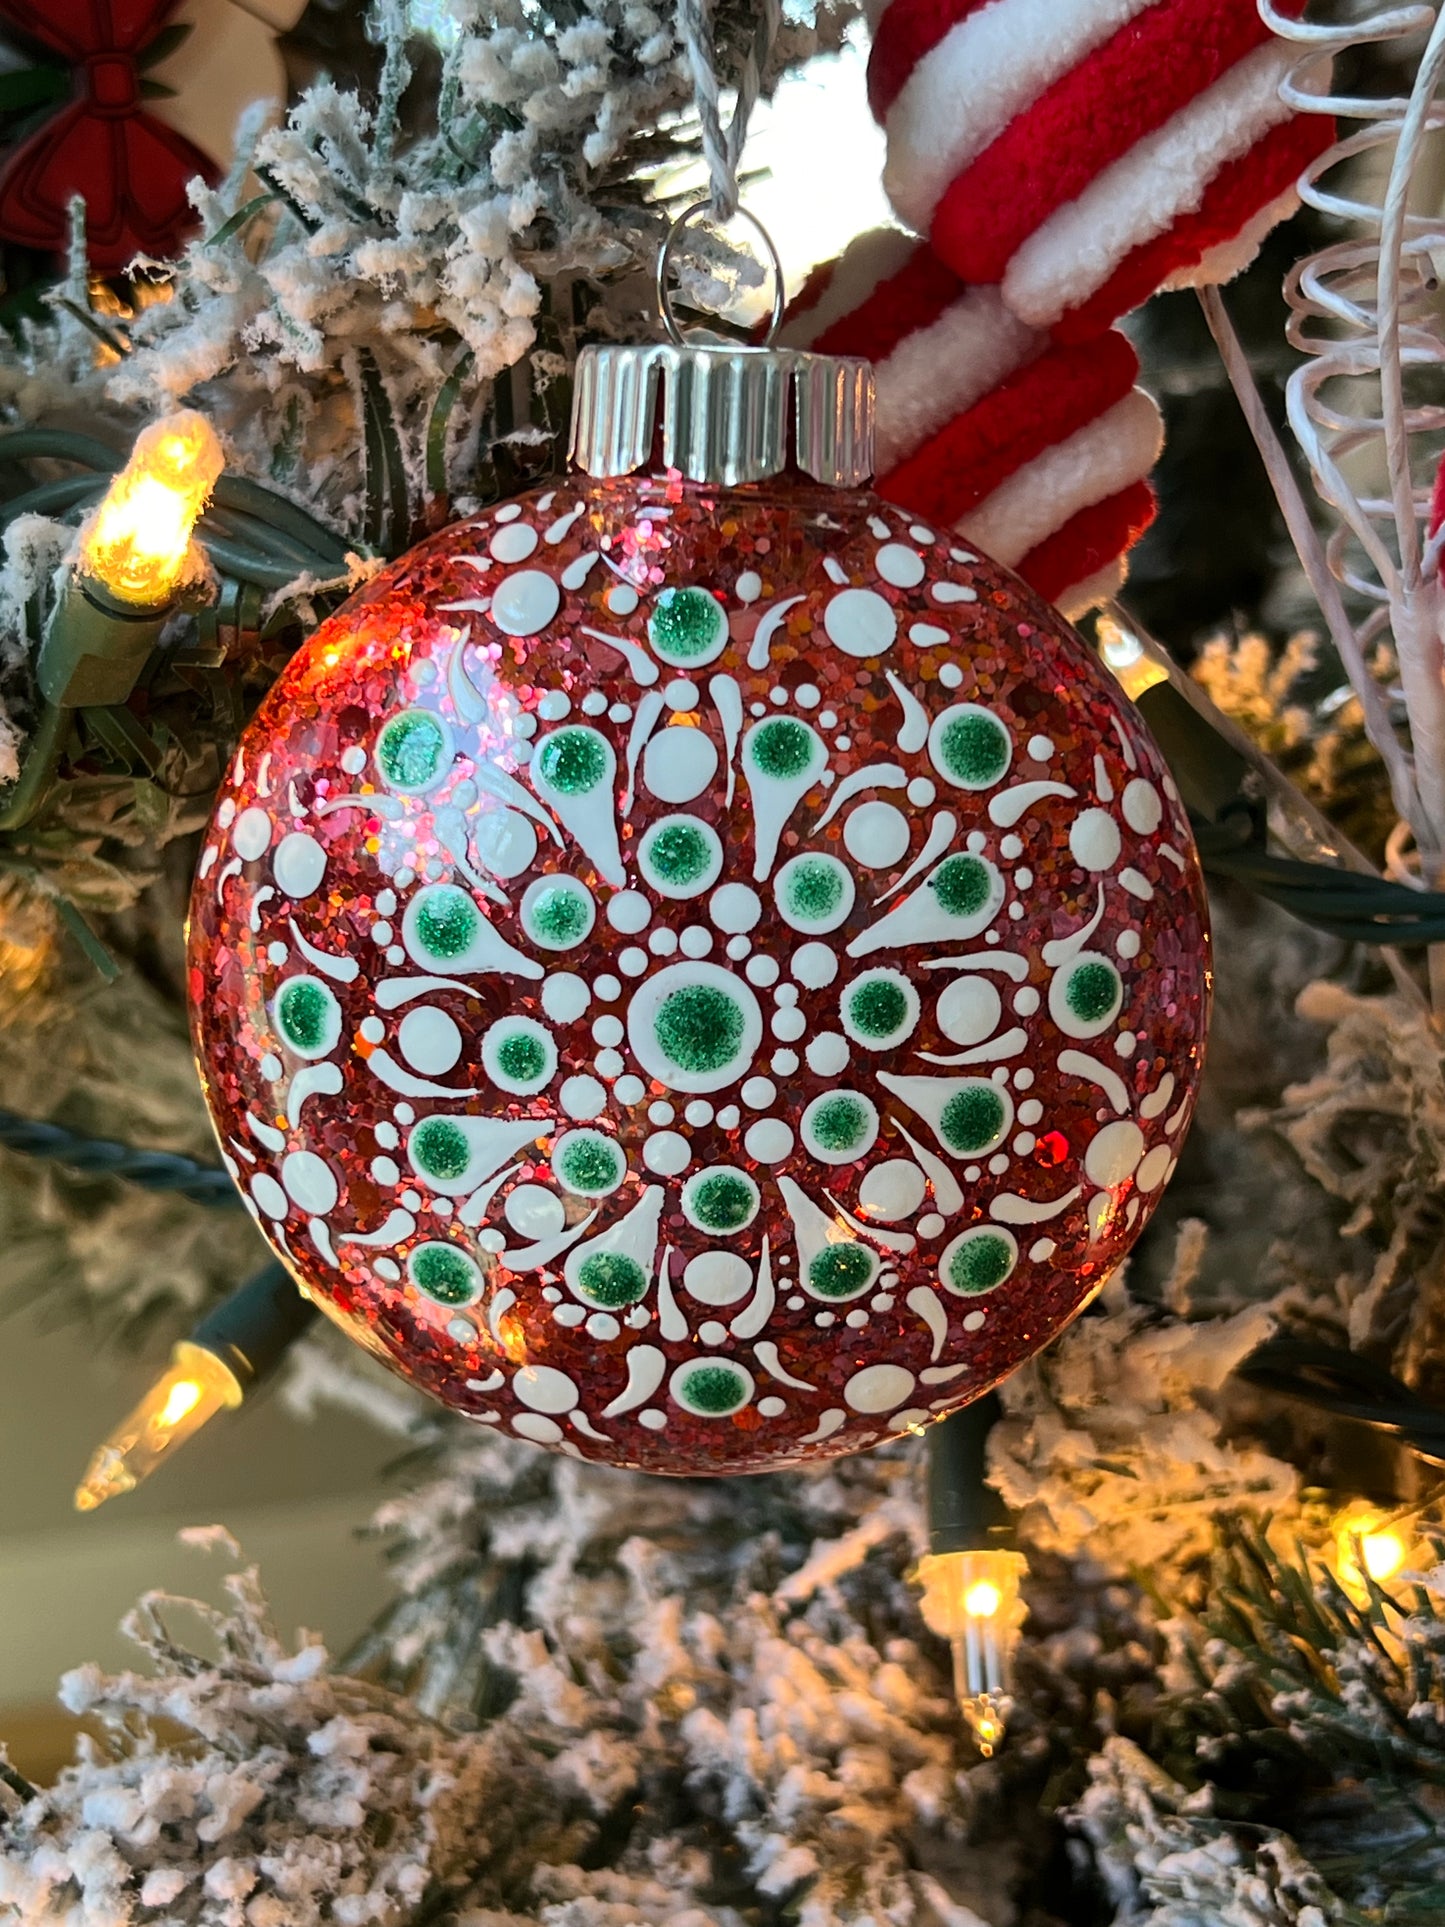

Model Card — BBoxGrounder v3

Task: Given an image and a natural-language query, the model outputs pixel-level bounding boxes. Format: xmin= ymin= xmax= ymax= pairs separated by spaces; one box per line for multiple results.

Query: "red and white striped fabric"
xmin=784 ymin=229 xmax=1164 ymax=616
xmin=866 ymin=0 xmax=1334 ymax=338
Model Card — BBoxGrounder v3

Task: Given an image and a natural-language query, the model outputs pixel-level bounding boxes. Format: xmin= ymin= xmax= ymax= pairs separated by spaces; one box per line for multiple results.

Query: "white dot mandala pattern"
xmin=189 ymin=472 xmax=1210 ymax=1475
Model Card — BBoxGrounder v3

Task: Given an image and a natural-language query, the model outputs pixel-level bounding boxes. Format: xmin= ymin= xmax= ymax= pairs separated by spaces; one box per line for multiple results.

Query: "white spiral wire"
xmin=1258 ymin=0 xmax=1445 ymax=858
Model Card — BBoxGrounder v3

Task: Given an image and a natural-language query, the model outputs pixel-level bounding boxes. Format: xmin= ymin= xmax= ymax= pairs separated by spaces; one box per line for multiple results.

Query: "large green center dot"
xmin=416 ymin=888 xmax=477 ymax=960
xmin=1067 ymin=960 xmax=1121 ymax=1024
xmin=686 ymin=1171 xmax=757 ymax=1232
xmin=810 ymin=1095 xmax=868 ymax=1152
xmin=645 ymin=823 xmax=712 ymax=885
xmin=377 ymin=710 xmax=448 ymax=791
xmin=848 ymin=979 xmax=908 ymax=1039
xmin=789 ymin=860 xmax=842 ymax=919
xmin=654 ymin=984 xmax=744 ymax=1075
xmin=677 ymin=1363 xmax=749 ymax=1414
xmin=931 ymin=855 xmax=992 ymax=919
xmin=945 ymin=1232 xmax=1016 ymax=1296
xmin=536 ymin=728 xmax=607 ymax=795
xmin=496 ymin=1032 xmax=546 ymax=1081
xmin=277 ymin=979 xmax=332 ymax=1053
xmin=750 ymin=718 xmax=815 ymax=780
xmin=649 ymin=586 xmax=725 ymax=663
xmin=940 ymin=1085 xmax=1007 ymax=1154
xmin=528 ymin=886 xmax=589 ymax=945
xmin=575 ymin=1251 xmax=648 ymax=1307
xmin=809 ymin=1244 xmax=876 ymax=1299
xmin=409 ymin=1243 xmax=480 ymax=1306
xmin=936 ymin=708 xmax=1011 ymax=788
xmin=412 ymin=1117 xmax=471 ymax=1182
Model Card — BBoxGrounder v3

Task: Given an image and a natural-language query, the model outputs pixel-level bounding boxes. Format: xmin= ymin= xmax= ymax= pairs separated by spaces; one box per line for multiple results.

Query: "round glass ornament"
xmin=188 ymin=339 xmax=1209 ymax=1474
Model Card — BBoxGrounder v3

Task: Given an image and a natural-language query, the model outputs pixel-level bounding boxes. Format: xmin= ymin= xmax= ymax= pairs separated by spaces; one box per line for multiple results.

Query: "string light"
xmin=917 ymin=1547 xmax=1029 ymax=1756
xmin=74 ymin=1263 xmax=317 ymax=1512
xmin=1334 ymin=1502 xmax=1413 ymax=1600
xmin=79 ymin=411 xmax=223 ymax=609
xmin=1096 ymin=611 xmax=1170 ymax=703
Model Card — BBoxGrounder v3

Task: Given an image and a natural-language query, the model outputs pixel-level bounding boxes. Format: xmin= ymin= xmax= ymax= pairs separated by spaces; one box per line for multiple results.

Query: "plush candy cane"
xmin=785 ymin=229 xmax=1163 ymax=615
xmin=868 ymin=0 xmax=1334 ymax=338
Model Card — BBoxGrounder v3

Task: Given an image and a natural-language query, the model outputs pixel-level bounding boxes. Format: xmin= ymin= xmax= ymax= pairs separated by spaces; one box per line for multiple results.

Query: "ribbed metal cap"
xmin=569 ymin=341 xmax=875 ymax=489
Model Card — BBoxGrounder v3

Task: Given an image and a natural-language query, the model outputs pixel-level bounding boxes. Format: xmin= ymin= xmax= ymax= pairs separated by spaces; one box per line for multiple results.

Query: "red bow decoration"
xmin=0 ymin=0 xmax=220 ymax=271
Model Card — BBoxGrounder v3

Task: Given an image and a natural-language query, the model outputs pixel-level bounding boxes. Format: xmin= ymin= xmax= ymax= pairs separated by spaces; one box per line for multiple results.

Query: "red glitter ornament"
xmin=187 ymin=340 xmax=1209 ymax=1475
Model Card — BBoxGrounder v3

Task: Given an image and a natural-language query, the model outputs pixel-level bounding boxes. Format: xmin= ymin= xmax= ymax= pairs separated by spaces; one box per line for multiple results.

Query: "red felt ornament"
xmin=186 ymin=290 xmax=1210 ymax=1474
xmin=0 ymin=0 xmax=220 ymax=270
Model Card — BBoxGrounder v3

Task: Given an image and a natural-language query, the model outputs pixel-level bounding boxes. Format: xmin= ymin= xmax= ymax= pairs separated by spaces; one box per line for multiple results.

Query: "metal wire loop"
xmin=656 ymin=200 xmax=786 ymax=349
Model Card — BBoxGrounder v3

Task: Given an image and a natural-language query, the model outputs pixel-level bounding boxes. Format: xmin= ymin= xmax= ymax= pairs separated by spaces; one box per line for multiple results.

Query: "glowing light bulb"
xmin=917 ymin=1548 xmax=1028 ymax=1757
xmin=80 ymin=410 xmax=223 ymax=608
xmin=1096 ymin=613 xmax=1170 ymax=703
xmin=74 ymin=1342 xmax=242 ymax=1512
xmin=1334 ymin=1504 xmax=1413 ymax=1599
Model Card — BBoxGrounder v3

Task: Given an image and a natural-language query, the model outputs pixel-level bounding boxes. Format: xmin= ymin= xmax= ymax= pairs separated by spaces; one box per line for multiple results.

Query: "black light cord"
xmin=1235 ymin=1338 xmax=1445 ymax=1469
xmin=0 ymin=1109 xmax=241 ymax=1208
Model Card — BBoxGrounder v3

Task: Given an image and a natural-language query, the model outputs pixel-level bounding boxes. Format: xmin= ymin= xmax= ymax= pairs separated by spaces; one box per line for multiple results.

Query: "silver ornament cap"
xmin=569 ymin=204 xmax=875 ymax=490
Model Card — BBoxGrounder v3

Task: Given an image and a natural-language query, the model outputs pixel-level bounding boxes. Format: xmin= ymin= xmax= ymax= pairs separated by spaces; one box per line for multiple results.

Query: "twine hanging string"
xmin=675 ymin=0 xmax=781 ymax=220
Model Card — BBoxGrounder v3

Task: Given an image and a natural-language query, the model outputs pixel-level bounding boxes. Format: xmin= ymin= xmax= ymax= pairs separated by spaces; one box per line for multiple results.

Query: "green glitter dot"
xmin=809 ymin=1095 xmax=868 ymax=1153
xmin=276 ymin=978 xmax=333 ymax=1053
xmin=644 ymin=821 xmax=713 ymax=886
xmin=412 ymin=1117 xmax=471 ymax=1182
xmin=558 ymin=1135 xmax=622 ymax=1194
xmin=946 ymin=1233 xmax=1015 ymax=1296
xmin=848 ymin=978 xmax=908 ymax=1039
xmin=576 ymin=1251 xmax=648 ymax=1307
xmin=654 ymin=984 xmax=744 ymax=1075
xmin=527 ymin=885 xmax=590 ymax=945
xmin=938 ymin=710 xmax=1011 ymax=787
xmin=378 ymin=710 xmax=447 ymax=790
xmin=416 ymin=887 xmax=478 ymax=960
xmin=687 ymin=1171 xmax=756 ymax=1232
xmin=809 ymin=1244 xmax=875 ymax=1299
xmin=496 ymin=1032 xmax=547 ymax=1083
xmin=410 ymin=1243 xmax=480 ymax=1306
xmin=940 ymin=1085 xmax=1006 ymax=1154
xmin=786 ymin=858 xmax=844 ymax=921
xmin=931 ymin=855 xmax=992 ymax=919
xmin=678 ymin=1363 xmax=748 ymax=1413
xmin=536 ymin=727 xmax=608 ymax=795
xmin=1067 ymin=961 xmax=1121 ymax=1025
xmin=649 ymin=586 xmax=725 ymax=663
xmin=750 ymin=718 xmax=816 ymax=780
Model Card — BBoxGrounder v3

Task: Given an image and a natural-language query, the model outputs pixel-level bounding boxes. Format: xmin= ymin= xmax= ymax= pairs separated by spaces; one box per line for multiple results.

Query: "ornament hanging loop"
xmin=656 ymin=200 xmax=786 ymax=348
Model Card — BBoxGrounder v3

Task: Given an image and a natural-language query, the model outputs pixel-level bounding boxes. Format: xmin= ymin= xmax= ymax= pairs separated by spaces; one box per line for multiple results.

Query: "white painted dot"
xmin=876 ymin=542 xmax=926 ymax=589
xmin=1123 ymin=778 xmax=1163 ymax=834
xmin=907 ymin=777 xmax=936 ymax=807
xmin=685 ymin=1100 xmax=714 ymax=1126
xmin=683 ymin=1251 xmax=752 ymax=1305
xmin=835 ymin=736 xmax=852 ymax=751
xmin=825 ymin=586 xmax=897 ymax=658
xmin=917 ymin=1212 xmax=945 ymax=1239
xmin=715 ymin=1105 xmax=740 ymax=1129
xmin=1070 ymin=808 xmax=1122 ymax=872
xmin=490 ymin=522 xmax=538 ymax=564
xmin=771 ymin=1008 xmax=806 ymax=1043
xmin=795 ymin=684 xmax=820 ymax=708
xmin=744 ymin=1118 xmax=794 ymax=1164
xmin=711 ymin=883 xmax=762 ymax=934
xmin=805 ymin=1031 xmax=849 ymax=1075
xmin=375 ymin=1121 xmax=399 ymax=1149
xmin=386 ymin=945 xmax=406 ymax=965
xmin=859 ymin=1160 xmax=926 ymax=1222
xmin=769 ymin=686 xmax=789 ymax=706
xmin=1013 ymin=1133 xmax=1036 ymax=1156
xmin=1029 ymin=1238 xmax=1057 ymax=1261
xmin=963 ymin=1311 xmax=986 ymax=1332
xmin=491 ymin=569 xmax=560 ymax=637
xmin=542 ymin=973 xmax=590 ymax=1022
xmin=594 ymin=973 xmax=622 ymax=1000
xmin=848 ymin=1310 xmax=871 ymax=1330
xmin=1018 ymin=1099 xmax=1043 ymax=1126
xmin=560 ymin=1075 xmax=607 ymax=1120
xmin=372 ymin=921 xmax=393 ymax=945
xmin=582 ymin=691 xmax=608 ymax=715
xmin=771 ymin=1049 xmax=799 ymax=1075
xmin=735 ymin=570 xmax=762 ymax=603
xmin=988 ymin=1153 xmax=1009 ymax=1175
xmin=694 ymin=1319 xmax=726 ymax=1346
xmin=937 ymin=975 xmax=1001 ymax=1046
xmin=1013 ymin=986 xmax=1040 ymax=1017
xmin=592 ymin=1014 xmax=624 ymax=1047
xmin=910 ymin=525 xmax=936 ymax=545
xmin=398 ymin=1006 xmax=462 ymax=1075
xmin=648 ymin=1101 xmax=675 ymax=1125
xmin=267 ymin=942 xmax=288 ymax=966
xmin=638 ymin=1409 xmax=667 ymax=1431
xmin=250 ymin=1174 xmax=288 ymax=1219
xmin=759 ymin=1396 xmax=787 ymax=1418
xmin=495 ymin=503 xmax=522 ymax=522
xmin=506 ymin=1185 xmax=566 ymax=1237
xmin=281 ymin=1150 xmax=338 ymax=1215
xmin=726 ymin=935 xmax=751 ymax=960
xmin=844 ymin=1363 xmax=915 ymax=1413
xmin=742 ymin=1076 xmax=776 ymax=1109
xmin=791 ymin=942 xmax=838 ymax=989
xmin=359 ymin=1016 xmax=385 ymax=1044
xmin=665 ymin=678 xmax=700 ymax=711
xmin=648 ymin=928 xmax=679 ymax=959
xmin=644 ymin=725 xmax=718 ymax=803
xmin=938 ymin=663 xmax=963 ymax=688
xmin=774 ymin=984 xmax=799 ymax=1007
xmin=910 ymin=622 xmax=949 ymax=648
xmin=1014 ymin=1070 xmax=1034 ymax=1090
xmin=1136 ymin=1144 xmax=1173 ymax=1191
xmin=340 ymin=745 xmax=367 ymax=774
xmin=585 ymin=1313 xmax=620 ymax=1341
xmin=594 ymin=1049 xmax=625 ymax=1078
xmin=608 ymin=702 xmax=632 ymax=724
xmin=843 ymin=800 xmax=910 ymax=870
xmin=606 ymin=582 xmax=639 ymax=616
xmin=1085 ymin=1120 xmax=1146 ymax=1187
xmin=680 ymin=926 xmax=713 ymax=959
xmin=233 ymin=807 xmax=272 ymax=861
xmin=273 ymin=830 xmax=328 ymax=900
xmin=745 ymin=954 xmax=780 ymax=987
xmin=1116 ymin=1032 xmax=1137 ymax=1059
xmin=619 ymin=946 xmax=648 ymax=977
xmin=644 ymin=1130 xmax=691 ymax=1175
xmin=614 ymin=1075 xmax=646 ymax=1104
xmin=816 ymin=1312 xmax=837 ymax=1329
xmin=514 ymin=1364 xmax=579 ymax=1414
xmin=602 ymin=891 xmax=648 ymax=936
